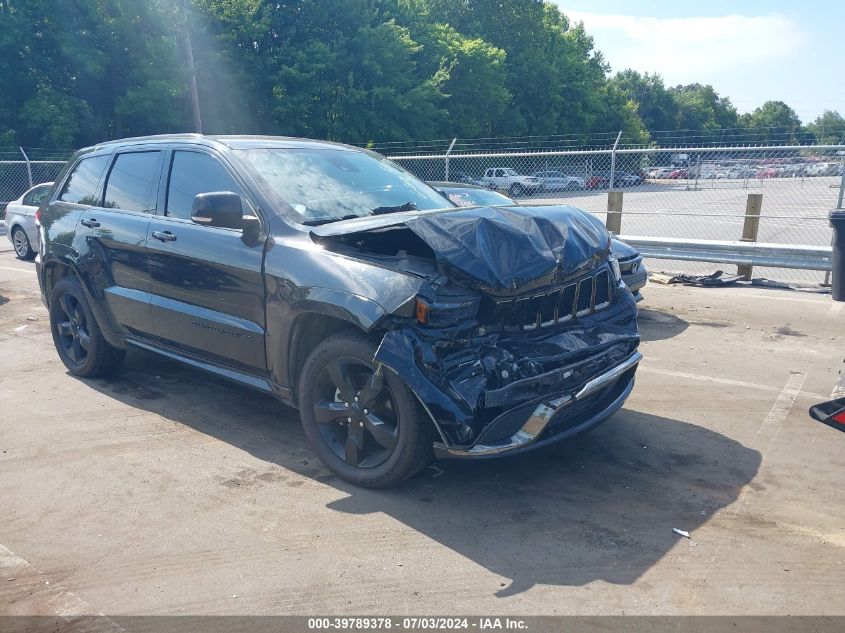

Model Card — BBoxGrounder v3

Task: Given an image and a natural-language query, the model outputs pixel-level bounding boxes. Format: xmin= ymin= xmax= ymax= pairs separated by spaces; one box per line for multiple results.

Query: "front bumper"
xmin=433 ymin=351 xmax=641 ymax=458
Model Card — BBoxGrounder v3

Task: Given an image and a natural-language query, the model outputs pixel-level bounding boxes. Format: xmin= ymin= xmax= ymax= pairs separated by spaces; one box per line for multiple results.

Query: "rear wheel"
xmin=298 ymin=330 xmax=433 ymax=488
xmin=49 ymin=277 xmax=125 ymax=377
xmin=12 ymin=227 xmax=34 ymax=260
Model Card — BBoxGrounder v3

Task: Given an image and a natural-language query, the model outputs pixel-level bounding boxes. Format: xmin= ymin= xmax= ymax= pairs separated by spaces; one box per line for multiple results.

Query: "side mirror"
xmin=192 ymin=192 xmax=245 ymax=229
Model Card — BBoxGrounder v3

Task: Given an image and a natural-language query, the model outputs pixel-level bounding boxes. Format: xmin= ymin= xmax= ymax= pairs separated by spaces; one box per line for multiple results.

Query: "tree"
xmin=805 ymin=110 xmax=845 ymax=145
xmin=670 ymin=83 xmax=740 ymax=141
xmin=609 ymin=70 xmax=679 ymax=133
xmin=739 ymin=100 xmax=803 ymax=143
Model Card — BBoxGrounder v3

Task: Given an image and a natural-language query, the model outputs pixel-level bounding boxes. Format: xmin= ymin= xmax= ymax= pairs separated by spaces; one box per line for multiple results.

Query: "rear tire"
xmin=49 ymin=277 xmax=125 ymax=378
xmin=298 ymin=330 xmax=434 ymax=488
xmin=12 ymin=227 xmax=35 ymax=260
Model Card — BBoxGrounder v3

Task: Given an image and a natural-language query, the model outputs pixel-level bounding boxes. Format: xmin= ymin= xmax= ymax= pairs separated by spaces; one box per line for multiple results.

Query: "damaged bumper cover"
xmin=437 ymin=350 xmax=640 ymax=458
xmin=373 ymin=288 xmax=641 ymax=459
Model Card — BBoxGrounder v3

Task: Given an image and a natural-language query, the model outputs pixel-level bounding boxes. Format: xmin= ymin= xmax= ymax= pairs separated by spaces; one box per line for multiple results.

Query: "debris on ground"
xmin=673 ymin=528 xmax=691 ymax=539
xmin=669 ymin=271 xmax=743 ymax=287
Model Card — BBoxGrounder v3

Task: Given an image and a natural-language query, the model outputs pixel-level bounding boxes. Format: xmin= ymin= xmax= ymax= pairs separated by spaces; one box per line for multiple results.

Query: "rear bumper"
xmin=434 ymin=351 xmax=641 ymax=459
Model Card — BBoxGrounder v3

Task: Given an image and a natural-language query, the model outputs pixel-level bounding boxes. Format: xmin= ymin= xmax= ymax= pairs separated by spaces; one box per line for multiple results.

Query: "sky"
xmin=550 ymin=0 xmax=844 ymax=123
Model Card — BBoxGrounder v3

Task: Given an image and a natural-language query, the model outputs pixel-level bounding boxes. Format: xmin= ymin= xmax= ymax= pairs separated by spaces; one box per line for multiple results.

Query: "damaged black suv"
xmin=37 ymin=135 xmax=641 ymax=487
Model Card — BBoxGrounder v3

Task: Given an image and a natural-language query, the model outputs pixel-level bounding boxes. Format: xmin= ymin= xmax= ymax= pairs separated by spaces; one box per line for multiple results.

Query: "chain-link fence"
xmin=2 ymin=141 xmax=842 ymax=285
xmin=0 ymin=148 xmax=71 ymax=225
xmin=385 ymin=140 xmax=845 ymax=285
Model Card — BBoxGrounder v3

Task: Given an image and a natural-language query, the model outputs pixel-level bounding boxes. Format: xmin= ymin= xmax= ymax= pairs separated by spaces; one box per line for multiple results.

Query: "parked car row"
xmin=457 ymin=167 xmax=644 ymax=195
xmin=646 ymin=161 xmax=844 ymax=180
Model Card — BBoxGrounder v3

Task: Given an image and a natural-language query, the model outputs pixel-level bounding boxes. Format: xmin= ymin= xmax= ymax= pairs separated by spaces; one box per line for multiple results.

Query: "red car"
xmin=586 ymin=175 xmax=609 ymax=189
xmin=668 ymin=168 xmax=689 ymax=179
xmin=755 ymin=168 xmax=778 ymax=179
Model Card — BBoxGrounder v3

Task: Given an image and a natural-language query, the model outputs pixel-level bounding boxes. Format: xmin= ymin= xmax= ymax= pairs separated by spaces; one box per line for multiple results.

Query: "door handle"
xmin=80 ymin=218 xmax=101 ymax=228
xmin=151 ymin=230 xmax=177 ymax=242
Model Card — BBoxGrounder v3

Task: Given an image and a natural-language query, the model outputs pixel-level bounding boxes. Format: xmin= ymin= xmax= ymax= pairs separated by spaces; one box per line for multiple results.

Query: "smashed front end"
xmin=313 ymin=205 xmax=641 ymax=458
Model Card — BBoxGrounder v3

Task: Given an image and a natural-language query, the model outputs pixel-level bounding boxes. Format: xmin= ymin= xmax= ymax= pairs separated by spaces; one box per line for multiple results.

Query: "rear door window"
xmin=165 ymin=151 xmax=245 ymax=221
xmin=103 ymin=151 xmax=163 ymax=213
xmin=59 ymin=155 xmax=110 ymax=205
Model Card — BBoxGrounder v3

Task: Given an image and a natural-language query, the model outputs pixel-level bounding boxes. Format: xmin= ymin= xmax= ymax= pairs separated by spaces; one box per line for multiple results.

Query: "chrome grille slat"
xmin=493 ymin=268 xmax=613 ymax=332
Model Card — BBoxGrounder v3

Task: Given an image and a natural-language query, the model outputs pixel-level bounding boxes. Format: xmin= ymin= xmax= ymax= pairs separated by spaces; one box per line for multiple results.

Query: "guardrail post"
xmin=606 ymin=190 xmax=623 ymax=234
xmin=737 ymin=193 xmax=763 ymax=280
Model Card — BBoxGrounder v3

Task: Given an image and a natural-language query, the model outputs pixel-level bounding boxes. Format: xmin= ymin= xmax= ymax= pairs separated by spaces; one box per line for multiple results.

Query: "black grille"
xmin=488 ymin=268 xmax=614 ymax=331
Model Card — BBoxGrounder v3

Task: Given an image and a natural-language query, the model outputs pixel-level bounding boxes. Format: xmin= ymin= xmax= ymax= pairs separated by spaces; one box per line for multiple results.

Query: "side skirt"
xmin=125 ymin=337 xmax=292 ymax=401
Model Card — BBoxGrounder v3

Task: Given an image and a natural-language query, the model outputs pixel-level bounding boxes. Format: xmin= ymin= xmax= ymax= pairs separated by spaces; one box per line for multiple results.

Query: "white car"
xmin=479 ymin=168 xmax=541 ymax=196
xmin=531 ymin=171 xmax=585 ymax=191
xmin=3 ymin=182 xmax=52 ymax=260
xmin=647 ymin=167 xmax=673 ymax=179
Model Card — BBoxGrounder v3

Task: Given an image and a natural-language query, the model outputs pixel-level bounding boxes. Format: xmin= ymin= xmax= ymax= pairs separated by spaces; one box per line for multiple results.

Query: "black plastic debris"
xmin=668 ymin=271 xmax=743 ymax=287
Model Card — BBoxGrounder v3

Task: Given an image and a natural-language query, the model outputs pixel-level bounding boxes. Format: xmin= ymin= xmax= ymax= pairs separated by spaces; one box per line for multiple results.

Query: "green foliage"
xmin=806 ymin=110 xmax=845 ymax=145
xmin=0 ymin=0 xmax=839 ymax=148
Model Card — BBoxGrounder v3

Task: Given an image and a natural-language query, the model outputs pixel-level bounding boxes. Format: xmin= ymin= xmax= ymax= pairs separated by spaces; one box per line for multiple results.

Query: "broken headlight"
xmin=608 ymin=255 xmax=622 ymax=284
xmin=415 ymin=296 xmax=480 ymax=327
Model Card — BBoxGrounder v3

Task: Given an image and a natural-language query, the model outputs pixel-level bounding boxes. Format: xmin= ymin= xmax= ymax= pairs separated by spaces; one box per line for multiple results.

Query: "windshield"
xmin=436 ymin=187 xmax=517 ymax=207
xmin=236 ymin=148 xmax=453 ymax=224
xmin=504 ymin=169 xmax=519 ymax=176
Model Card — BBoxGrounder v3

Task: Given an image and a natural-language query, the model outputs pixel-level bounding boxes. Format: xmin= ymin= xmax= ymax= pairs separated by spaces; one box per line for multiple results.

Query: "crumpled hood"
xmin=311 ymin=205 xmax=611 ymax=291
xmin=404 ymin=205 xmax=609 ymax=290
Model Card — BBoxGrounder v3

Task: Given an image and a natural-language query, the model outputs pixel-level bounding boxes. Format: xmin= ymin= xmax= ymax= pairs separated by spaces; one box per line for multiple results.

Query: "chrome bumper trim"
xmin=438 ymin=351 xmax=642 ymax=457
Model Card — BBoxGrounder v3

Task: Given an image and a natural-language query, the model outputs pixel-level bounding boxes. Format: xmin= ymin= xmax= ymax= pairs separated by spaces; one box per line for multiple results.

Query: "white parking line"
xmin=0 ymin=543 xmax=30 ymax=572
xmin=740 ymin=293 xmax=831 ymax=305
xmin=0 ymin=265 xmax=36 ymax=275
xmin=755 ymin=371 xmax=807 ymax=445
xmin=689 ymin=370 xmax=807 ymax=610
xmin=0 ymin=541 xmax=121 ymax=625
xmin=638 ymin=365 xmax=827 ymax=400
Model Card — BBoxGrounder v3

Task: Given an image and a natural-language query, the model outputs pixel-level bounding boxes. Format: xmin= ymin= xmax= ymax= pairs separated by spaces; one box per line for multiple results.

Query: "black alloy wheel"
xmin=49 ymin=277 xmax=125 ymax=377
xmin=298 ymin=330 xmax=433 ymax=488
xmin=55 ymin=292 xmax=91 ymax=366
xmin=313 ymin=356 xmax=399 ymax=469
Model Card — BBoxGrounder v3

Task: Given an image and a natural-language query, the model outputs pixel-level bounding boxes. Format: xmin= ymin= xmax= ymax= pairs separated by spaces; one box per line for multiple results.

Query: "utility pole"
xmin=183 ymin=0 xmax=203 ymax=133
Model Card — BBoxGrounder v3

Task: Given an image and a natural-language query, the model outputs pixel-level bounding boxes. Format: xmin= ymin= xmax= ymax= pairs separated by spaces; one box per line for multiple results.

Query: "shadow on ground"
xmin=81 ymin=347 xmax=760 ymax=596
xmin=637 ymin=308 xmax=689 ymax=342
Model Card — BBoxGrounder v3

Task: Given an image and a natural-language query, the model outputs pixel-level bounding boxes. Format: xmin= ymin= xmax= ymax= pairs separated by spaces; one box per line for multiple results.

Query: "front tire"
xmin=509 ymin=183 xmax=524 ymax=197
xmin=298 ymin=330 xmax=433 ymax=488
xmin=12 ymin=227 xmax=35 ymax=260
xmin=49 ymin=277 xmax=125 ymax=377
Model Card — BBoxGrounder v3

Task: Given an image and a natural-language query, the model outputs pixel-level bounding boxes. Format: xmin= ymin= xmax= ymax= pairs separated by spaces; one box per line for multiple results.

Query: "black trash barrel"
xmin=831 ymin=209 xmax=845 ymax=301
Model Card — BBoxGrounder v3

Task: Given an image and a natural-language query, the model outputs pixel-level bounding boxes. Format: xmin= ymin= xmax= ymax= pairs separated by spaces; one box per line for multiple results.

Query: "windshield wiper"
xmin=302 ymin=214 xmax=360 ymax=226
xmin=370 ymin=201 xmax=417 ymax=216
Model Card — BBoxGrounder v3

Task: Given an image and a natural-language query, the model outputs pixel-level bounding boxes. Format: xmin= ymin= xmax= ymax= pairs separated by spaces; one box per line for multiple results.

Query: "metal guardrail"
xmin=617 ymin=235 xmax=833 ymax=272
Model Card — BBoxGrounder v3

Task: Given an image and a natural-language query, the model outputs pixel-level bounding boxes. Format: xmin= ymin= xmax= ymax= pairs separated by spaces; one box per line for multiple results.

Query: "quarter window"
xmin=103 ymin=152 xmax=162 ymax=213
xmin=59 ymin=155 xmax=110 ymax=205
xmin=23 ymin=184 xmax=52 ymax=207
xmin=166 ymin=151 xmax=244 ymax=220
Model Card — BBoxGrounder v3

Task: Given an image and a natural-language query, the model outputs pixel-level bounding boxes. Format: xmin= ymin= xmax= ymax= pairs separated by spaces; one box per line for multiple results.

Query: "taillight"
xmin=34 ymin=209 xmax=42 ymax=224
xmin=833 ymin=410 xmax=845 ymax=425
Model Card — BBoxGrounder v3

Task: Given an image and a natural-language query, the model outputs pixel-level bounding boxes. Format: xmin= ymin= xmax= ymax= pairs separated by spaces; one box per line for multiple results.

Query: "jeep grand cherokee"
xmin=37 ymin=135 xmax=641 ymax=487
